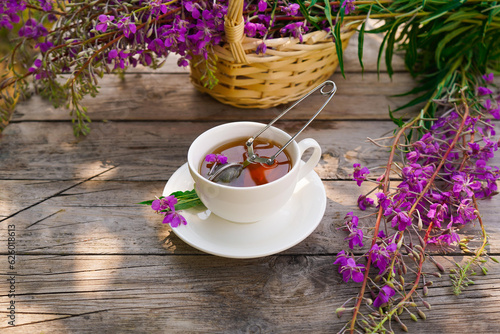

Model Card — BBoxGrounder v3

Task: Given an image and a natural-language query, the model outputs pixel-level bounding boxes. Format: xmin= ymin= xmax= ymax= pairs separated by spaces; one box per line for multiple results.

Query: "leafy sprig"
xmin=139 ymin=189 xmax=202 ymax=212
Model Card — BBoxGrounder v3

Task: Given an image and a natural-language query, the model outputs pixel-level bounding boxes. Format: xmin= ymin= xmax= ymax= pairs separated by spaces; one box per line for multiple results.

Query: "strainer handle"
xmin=246 ymin=80 xmax=337 ymax=165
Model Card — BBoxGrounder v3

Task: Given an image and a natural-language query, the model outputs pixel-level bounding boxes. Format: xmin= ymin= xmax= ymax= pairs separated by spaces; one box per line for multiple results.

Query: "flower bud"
xmin=423 ymin=285 xmax=429 ymax=296
xmin=481 ymin=266 xmax=488 ymax=275
xmin=385 ymin=280 xmax=396 ymax=289
xmin=417 ymin=308 xmax=427 ymax=320
xmin=335 ymin=307 xmax=345 ymax=318
xmin=434 ymin=261 xmax=445 ymax=272
xmin=418 ymin=233 xmax=425 ymax=247
xmin=422 ymin=300 xmax=431 ymax=309
xmin=491 ymin=257 xmax=499 ymax=263
xmin=410 ymin=313 xmax=418 ymax=322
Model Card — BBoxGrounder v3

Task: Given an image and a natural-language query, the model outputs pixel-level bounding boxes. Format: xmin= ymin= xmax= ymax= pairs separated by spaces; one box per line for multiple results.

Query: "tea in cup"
xmin=187 ymin=121 xmax=322 ymax=223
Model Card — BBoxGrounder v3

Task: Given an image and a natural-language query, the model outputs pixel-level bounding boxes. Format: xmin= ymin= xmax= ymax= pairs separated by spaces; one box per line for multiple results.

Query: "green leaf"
xmin=357 ymin=21 xmax=366 ymax=74
xmin=297 ymin=1 xmax=321 ymax=30
xmin=388 ymin=106 xmax=404 ymax=128
xmin=435 ymin=25 xmax=471 ymax=69
xmin=169 ymin=189 xmax=204 ymax=211
xmin=174 ymin=198 xmax=204 ymax=211
xmin=404 ymin=23 xmax=418 ymax=75
xmin=333 ymin=8 xmax=346 ymax=78
xmin=376 ymin=27 xmax=391 ymax=79
xmin=385 ymin=20 xmax=402 ymax=78
xmin=420 ymin=0 xmax=467 ymax=25
xmin=138 ymin=196 xmax=164 ymax=205
xmin=323 ymin=0 xmax=333 ymax=27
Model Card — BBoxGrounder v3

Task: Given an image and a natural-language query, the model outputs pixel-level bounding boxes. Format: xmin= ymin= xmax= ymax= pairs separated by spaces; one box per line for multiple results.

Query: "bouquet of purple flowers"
xmin=1 ymin=0 xmax=357 ymax=135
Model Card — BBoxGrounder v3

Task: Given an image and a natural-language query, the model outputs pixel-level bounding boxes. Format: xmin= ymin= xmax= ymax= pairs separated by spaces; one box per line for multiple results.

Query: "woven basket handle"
xmin=225 ymin=0 xmax=248 ymax=64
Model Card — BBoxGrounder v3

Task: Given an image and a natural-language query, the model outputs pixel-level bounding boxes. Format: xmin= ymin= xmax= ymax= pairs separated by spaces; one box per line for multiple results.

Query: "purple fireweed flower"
xmin=117 ymin=17 xmax=137 ymax=38
xmin=162 ymin=211 xmax=187 ymax=227
xmin=96 ymin=15 xmax=114 ymax=33
xmin=177 ymin=56 xmax=189 ymax=67
xmin=391 ymin=211 xmax=412 ymax=231
xmin=406 ymin=150 xmax=420 ymax=163
xmin=456 ymin=199 xmax=477 ymax=223
xmin=281 ymin=3 xmax=300 ymax=16
xmin=336 ymin=257 xmax=365 ymax=283
xmin=344 ymin=212 xmax=359 ymax=229
xmin=108 ymin=49 xmax=118 ymax=60
xmin=342 ymin=0 xmax=357 ymax=15
xmin=205 ymin=153 xmax=228 ymax=164
xmin=35 ymin=40 xmax=53 ymax=53
xmin=151 ymin=195 xmax=177 ymax=212
xmin=18 ymin=18 xmax=47 ymax=38
xmin=468 ymin=142 xmax=481 ymax=156
xmin=452 ymin=172 xmax=482 ymax=197
xmin=333 ymin=0 xmax=356 ymax=15
xmin=427 ymin=203 xmax=448 ymax=228
xmin=373 ymin=286 xmax=395 ymax=308
xmin=185 ymin=1 xmax=201 ymax=20
xmin=342 ymin=212 xmax=363 ymax=249
xmin=163 ymin=18 xmax=188 ymax=48
xmin=371 ymin=243 xmax=396 ymax=274
xmin=490 ymin=108 xmax=500 ymax=120
xmin=258 ymin=0 xmax=267 ymax=11
xmin=483 ymin=73 xmax=494 ymax=83
xmin=256 ymin=42 xmax=267 ymax=54
xmin=333 ymin=250 xmax=348 ymax=267
xmin=39 ymin=0 xmax=52 ymax=11
xmin=429 ymin=223 xmax=459 ymax=245
xmin=357 ymin=194 xmax=374 ymax=211
xmin=478 ymin=86 xmax=493 ymax=96
xmin=345 ymin=227 xmax=363 ymax=249
xmin=148 ymin=38 xmax=165 ymax=55
xmin=280 ymin=22 xmax=308 ymax=42
xmin=244 ymin=21 xmax=267 ymax=37
xmin=353 ymin=163 xmax=370 ymax=186
xmin=28 ymin=58 xmax=51 ymax=80
xmin=376 ymin=192 xmax=393 ymax=216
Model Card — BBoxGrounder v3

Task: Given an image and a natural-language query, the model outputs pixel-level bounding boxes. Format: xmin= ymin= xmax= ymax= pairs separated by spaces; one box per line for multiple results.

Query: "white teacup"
xmin=187 ymin=122 xmax=322 ymax=223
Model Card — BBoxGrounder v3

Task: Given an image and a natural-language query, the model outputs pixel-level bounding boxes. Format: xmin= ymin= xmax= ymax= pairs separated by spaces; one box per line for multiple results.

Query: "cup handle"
xmin=297 ymin=138 xmax=322 ymax=181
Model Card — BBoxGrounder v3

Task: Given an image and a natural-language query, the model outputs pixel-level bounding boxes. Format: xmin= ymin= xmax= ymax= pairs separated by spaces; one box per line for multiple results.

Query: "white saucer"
xmin=162 ymin=163 xmax=326 ymax=259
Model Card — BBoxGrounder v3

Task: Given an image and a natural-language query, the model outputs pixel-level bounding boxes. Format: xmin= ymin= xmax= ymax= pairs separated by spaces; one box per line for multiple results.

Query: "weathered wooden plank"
xmin=0 ymin=180 xmax=497 ymax=254
xmin=0 ymin=255 xmax=498 ymax=333
xmin=0 ymin=121 xmax=397 ymax=181
xmin=2 ymin=121 xmax=499 ymax=181
xmin=11 ymin=71 xmax=419 ymax=122
xmin=0 ymin=180 xmax=76 ymax=219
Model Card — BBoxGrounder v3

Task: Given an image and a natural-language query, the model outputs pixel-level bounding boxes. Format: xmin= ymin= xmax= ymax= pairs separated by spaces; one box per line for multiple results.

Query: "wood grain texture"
xmin=0 ymin=120 xmax=400 ymax=181
xmin=0 ymin=180 xmax=497 ymax=255
xmin=2 ymin=121 xmax=499 ymax=181
xmin=11 ymin=71 xmax=420 ymax=122
xmin=0 ymin=255 xmax=498 ymax=333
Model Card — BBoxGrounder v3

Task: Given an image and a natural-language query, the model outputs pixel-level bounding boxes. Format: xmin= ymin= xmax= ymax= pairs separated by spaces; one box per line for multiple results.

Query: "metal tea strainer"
xmin=208 ymin=80 xmax=337 ymax=183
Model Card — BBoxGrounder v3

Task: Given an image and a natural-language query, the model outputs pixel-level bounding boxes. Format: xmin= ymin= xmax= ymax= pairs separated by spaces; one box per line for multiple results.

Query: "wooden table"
xmin=1 ymin=33 xmax=500 ymax=333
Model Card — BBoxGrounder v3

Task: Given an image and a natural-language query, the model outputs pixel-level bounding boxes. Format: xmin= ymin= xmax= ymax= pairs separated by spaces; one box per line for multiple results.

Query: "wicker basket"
xmin=189 ymin=0 xmax=357 ymax=109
